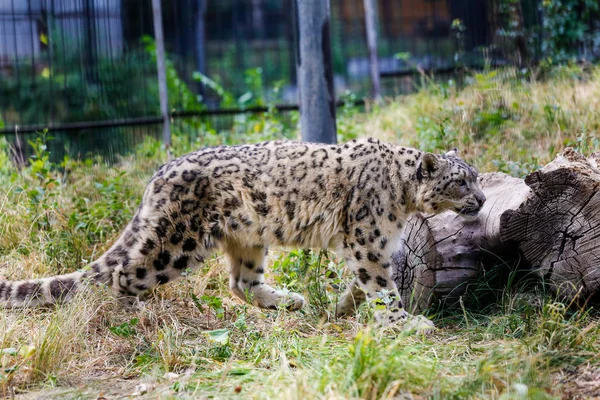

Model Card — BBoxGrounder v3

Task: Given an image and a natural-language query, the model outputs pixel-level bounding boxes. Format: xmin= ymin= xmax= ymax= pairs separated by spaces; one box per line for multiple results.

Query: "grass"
xmin=1 ymin=65 xmax=600 ymax=399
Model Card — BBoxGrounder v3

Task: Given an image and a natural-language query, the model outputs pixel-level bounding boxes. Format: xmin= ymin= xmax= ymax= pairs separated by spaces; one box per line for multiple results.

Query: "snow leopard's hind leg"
xmin=223 ymin=244 xmax=306 ymax=310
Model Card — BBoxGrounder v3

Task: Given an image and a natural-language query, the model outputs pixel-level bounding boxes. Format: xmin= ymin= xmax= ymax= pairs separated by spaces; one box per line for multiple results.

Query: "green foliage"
xmin=0 ymin=43 xmax=160 ymax=163
xmin=271 ymin=249 xmax=344 ymax=318
xmin=541 ymin=0 xmax=600 ymax=62
xmin=492 ymin=157 xmax=541 ymax=178
xmin=142 ymin=36 xmax=204 ymax=113
xmin=3 ymin=37 xmax=290 ymax=162
xmin=336 ymin=91 xmax=363 ymax=142
xmin=1 ymin=345 xmax=36 ymax=396
xmin=204 ymin=329 xmax=230 ymax=346
xmin=569 ymin=126 xmax=600 ymax=154
xmin=0 ymin=138 xmax=12 ymax=178
xmin=239 ymin=67 xmax=267 ymax=107
xmin=451 ymin=18 xmax=467 ymax=66
xmin=192 ymin=72 xmax=235 ymax=107
xmin=109 ymin=318 xmax=139 ymax=338
xmin=192 ymin=66 xmax=281 ymax=110
xmin=13 ymin=131 xmax=62 ymax=231
xmin=204 ymin=329 xmax=232 ymax=361
xmin=192 ymin=293 xmax=225 ymax=320
xmin=68 ymin=170 xmax=137 ymax=243
xmin=0 ymin=52 xmax=159 ymax=125
xmin=340 ymin=329 xmax=437 ymax=398
xmin=1 ymin=37 xmax=294 ymax=162
xmin=141 ymin=42 xmax=298 ymax=154
xmin=415 ymin=115 xmax=459 ymax=152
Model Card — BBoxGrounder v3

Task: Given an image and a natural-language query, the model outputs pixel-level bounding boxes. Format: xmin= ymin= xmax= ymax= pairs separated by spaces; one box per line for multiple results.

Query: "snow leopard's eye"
xmin=457 ymin=179 xmax=466 ymax=187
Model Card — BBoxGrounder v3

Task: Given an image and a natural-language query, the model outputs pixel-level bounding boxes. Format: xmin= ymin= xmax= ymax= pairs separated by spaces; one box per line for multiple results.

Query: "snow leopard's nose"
xmin=475 ymin=192 xmax=486 ymax=209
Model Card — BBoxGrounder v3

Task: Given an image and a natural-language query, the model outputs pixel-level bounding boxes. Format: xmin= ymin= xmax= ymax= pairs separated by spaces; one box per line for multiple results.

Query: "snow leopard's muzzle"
xmin=455 ymin=189 xmax=486 ymax=217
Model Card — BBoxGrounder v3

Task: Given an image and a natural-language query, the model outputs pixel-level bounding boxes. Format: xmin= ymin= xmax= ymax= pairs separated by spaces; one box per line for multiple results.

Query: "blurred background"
xmin=0 ymin=0 xmax=598 ymax=161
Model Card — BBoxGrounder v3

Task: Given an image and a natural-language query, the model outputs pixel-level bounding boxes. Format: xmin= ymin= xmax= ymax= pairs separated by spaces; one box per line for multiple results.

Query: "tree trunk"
xmin=392 ymin=148 xmax=600 ymax=312
xmin=151 ymin=0 xmax=171 ymax=149
xmin=501 ymin=148 xmax=600 ymax=304
xmin=295 ymin=0 xmax=337 ymax=144
xmin=363 ymin=0 xmax=381 ymax=100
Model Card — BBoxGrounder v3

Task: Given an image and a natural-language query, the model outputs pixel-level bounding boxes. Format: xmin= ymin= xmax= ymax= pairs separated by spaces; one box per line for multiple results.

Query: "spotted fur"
xmin=0 ymin=138 xmax=485 ymax=326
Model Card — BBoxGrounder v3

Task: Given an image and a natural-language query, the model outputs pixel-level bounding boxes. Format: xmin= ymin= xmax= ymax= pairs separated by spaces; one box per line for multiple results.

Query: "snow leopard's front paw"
xmin=402 ymin=314 xmax=436 ymax=335
xmin=375 ymin=308 xmax=436 ymax=335
xmin=283 ymin=292 xmax=306 ymax=311
xmin=252 ymin=285 xmax=306 ymax=311
xmin=374 ymin=306 xmax=409 ymax=325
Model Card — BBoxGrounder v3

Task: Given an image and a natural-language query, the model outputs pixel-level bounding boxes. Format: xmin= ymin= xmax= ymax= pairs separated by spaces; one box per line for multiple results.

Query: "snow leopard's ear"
xmin=445 ymin=148 xmax=458 ymax=157
xmin=417 ymin=152 xmax=439 ymax=182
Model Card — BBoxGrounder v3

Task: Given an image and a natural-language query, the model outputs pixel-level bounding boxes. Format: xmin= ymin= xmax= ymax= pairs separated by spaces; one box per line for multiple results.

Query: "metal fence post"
xmin=295 ymin=0 xmax=337 ymax=144
xmin=151 ymin=0 xmax=171 ymax=149
xmin=195 ymin=0 xmax=206 ymax=96
xmin=363 ymin=0 xmax=381 ymax=101
xmin=83 ymin=0 xmax=98 ymax=83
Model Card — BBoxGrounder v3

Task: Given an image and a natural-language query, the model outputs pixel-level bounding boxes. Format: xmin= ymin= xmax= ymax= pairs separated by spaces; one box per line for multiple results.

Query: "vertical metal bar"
xmin=251 ymin=0 xmax=264 ymax=39
xmin=76 ymin=0 xmax=86 ymax=105
xmin=137 ymin=0 xmax=150 ymax=116
xmin=288 ymin=0 xmax=298 ymax=89
xmin=194 ymin=0 xmax=206 ymax=95
xmin=152 ymin=0 xmax=171 ymax=149
xmin=83 ymin=0 xmax=97 ymax=82
xmin=103 ymin=0 xmax=118 ymax=115
xmin=294 ymin=0 xmax=337 ymax=144
xmin=10 ymin=0 xmax=20 ymax=83
xmin=57 ymin=0 xmax=68 ymax=91
xmin=27 ymin=0 xmax=36 ymax=84
xmin=536 ymin=0 xmax=543 ymax=62
xmin=48 ymin=0 xmax=55 ymax=125
xmin=171 ymin=0 xmax=183 ymax=111
xmin=233 ymin=0 xmax=244 ymax=87
xmin=363 ymin=0 xmax=381 ymax=101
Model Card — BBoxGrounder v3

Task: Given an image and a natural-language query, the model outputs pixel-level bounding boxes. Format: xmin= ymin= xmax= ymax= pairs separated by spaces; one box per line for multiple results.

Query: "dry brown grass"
xmin=360 ymin=67 xmax=600 ymax=174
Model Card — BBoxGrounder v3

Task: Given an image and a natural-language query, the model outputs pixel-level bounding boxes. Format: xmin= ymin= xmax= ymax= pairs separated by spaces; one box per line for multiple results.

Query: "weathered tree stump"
xmin=392 ymin=172 xmax=531 ymax=312
xmin=501 ymin=148 xmax=600 ymax=304
xmin=392 ymin=148 xmax=600 ymax=312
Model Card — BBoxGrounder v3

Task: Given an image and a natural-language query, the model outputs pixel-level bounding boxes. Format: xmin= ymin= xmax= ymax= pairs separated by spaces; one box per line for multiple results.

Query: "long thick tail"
xmin=0 ymin=271 xmax=88 ymax=307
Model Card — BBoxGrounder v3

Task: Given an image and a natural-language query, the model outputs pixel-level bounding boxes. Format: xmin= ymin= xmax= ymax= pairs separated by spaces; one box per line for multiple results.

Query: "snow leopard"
xmin=0 ymin=138 xmax=485 ymax=328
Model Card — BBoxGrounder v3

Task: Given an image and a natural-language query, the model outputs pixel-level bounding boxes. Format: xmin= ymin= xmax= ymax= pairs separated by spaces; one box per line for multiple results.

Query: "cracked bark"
xmin=392 ymin=148 xmax=600 ymax=312
xmin=501 ymin=148 xmax=600 ymax=304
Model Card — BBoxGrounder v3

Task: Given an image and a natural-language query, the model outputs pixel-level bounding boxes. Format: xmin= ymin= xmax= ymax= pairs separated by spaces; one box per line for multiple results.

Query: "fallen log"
xmin=392 ymin=148 xmax=600 ymax=312
xmin=500 ymin=148 xmax=600 ymax=304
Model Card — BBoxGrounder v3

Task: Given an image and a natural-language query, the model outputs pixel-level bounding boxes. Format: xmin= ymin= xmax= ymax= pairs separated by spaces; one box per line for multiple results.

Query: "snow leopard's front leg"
xmin=339 ymin=241 xmax=434 ymax=331
xmin=223 ymin=244 xmax=306 ymax=311
xmin=340 ymin=245 xmax=407 ymax=323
